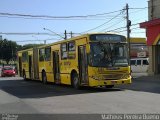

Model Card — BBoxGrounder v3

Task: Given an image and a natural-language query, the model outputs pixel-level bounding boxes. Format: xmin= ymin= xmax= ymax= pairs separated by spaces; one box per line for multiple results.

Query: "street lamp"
xmin=43 ymin=28 xmax=65 ymax=39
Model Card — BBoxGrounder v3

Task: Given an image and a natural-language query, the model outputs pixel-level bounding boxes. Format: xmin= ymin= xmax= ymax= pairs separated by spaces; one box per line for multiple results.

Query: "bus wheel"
xmin=72 ymin=73 xmax=80 ymax=89
xmin=42 ymin=71 xmax=47 ymax=84
xmin=105 ymin=85 xmax=114 ymax=88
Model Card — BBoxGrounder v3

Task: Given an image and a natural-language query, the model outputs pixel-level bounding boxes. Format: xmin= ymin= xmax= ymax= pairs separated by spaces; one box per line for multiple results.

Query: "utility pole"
xmin=70 ymin=31 xmax=73 ymax=38
xmin=126 ymin=3 xmax=131 ymax=64
xmin=64 ymin=30 xmax=67 ymax=40
xmin=44 ymin=40 xmax=46 ymax=44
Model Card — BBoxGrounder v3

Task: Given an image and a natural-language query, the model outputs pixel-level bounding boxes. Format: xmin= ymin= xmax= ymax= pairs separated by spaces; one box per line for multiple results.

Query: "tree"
xmin=0 ymin=39 xmax=18 ymax=64
xmin=0 ymin=39 xmax=43 ymax=64
xmin=0 ymin=40 xmax=4 ymax=63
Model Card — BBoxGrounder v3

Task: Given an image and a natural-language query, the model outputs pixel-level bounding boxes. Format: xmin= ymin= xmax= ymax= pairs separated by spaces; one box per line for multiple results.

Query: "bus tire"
xmin=42 ymin=71 xmax=47 ymax=84
xmin=105 ymin=85 xmax=114 ymax=88
xmin=72 ymin=73 xmax=80 ymax=89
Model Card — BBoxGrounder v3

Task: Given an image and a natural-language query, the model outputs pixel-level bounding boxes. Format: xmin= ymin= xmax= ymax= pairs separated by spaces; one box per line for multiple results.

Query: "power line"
xmin=131 ymin=32 xmax=145 ymax=34
xmin=0 ymin=10 xmax=123 ymax=20
xmin=100 ymin=18 xmax=125 ymax=32
xmin=14 ymin=38 xmax=61 ymax=42
xmin=130 ymin=27 xmax=142 ymax=31
xmin=0 ymin=15 xmax=122 ymax=21
xmin=130 ymin=3 xmax=160 ymax=10
xmin=106 ymin=26 xmax=126 ymax=32
xmin=0 ymin=32 xmax=81 ymax=40
xmin=106 ymin=22 xmax=141 ymax=33
xmin=131 ymin=23 xmax=139 ymax=26
xmin=112 ymin=26 xmax=145 ymax=33
xmin=81 ymin=12 xmax=123 ymax=34
xmin=129 ymin=8 xmax=147 ymax=14
xmin=0 ymin=32 xmax=62 ymax=36
xmin=101 ymin=6 xmax=148 ymax=33
xmin=129 ymin=7 xmax=148 ymax=10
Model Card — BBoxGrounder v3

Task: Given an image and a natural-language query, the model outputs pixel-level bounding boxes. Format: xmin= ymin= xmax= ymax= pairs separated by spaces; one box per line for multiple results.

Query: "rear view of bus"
xmin=87 ymin=34 xmax=131 ymax=88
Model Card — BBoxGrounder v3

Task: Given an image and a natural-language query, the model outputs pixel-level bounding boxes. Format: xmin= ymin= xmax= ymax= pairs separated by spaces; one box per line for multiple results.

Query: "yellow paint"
xmin=60 ymin=74 xmax=71 ymax=85
xmin=89 ymin=77 xmax=132 ymax=86
xmin=130 ymin=37 xmax=146 ymax=44
xmin=17 ymin=33 xmax=132 ymax=87
xmin=153 ymin=34 xmax=160 ymax=45
xmin=39 ymin=61 xmax=54 ymax=82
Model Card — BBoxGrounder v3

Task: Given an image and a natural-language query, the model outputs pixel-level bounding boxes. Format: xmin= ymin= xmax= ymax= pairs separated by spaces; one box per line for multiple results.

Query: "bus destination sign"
xmin=90 ymin=34 xmax=126 ymax=42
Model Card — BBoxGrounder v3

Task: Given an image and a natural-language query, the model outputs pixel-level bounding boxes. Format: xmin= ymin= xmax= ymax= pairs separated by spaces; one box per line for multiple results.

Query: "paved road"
xmin=131 ymin=72 xmax=148 ymax=78
xmin=119 ymin=75 xmax=160 ymax=94
xmin=0 ymin=76 xmax=160 ymax=119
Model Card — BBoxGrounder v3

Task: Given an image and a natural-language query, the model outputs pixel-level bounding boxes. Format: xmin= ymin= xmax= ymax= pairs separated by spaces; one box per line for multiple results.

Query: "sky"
xmin=0 ymin=0 xmax=148 ymax=45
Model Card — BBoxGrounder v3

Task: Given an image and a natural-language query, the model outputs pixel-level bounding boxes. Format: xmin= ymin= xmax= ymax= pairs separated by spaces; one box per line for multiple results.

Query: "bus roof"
xmin=18 ymin=32 xmax=125 ymax=51
xmin=38 ymin=32 xmax=125 ymax=46
xmin=17 ymin=48 xmax=34 ymax=53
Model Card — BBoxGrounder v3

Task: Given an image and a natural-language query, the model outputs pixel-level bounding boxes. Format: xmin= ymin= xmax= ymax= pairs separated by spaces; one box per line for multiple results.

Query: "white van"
xmin=130 ymin=58 xmax=149 ymax=73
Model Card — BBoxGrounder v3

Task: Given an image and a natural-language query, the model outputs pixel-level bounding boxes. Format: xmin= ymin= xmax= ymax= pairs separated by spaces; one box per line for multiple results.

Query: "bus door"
xmin=78 ymin=46 xmax=88 ymax=85
xmin=18 ymin=57 xmax=22 ymax=77
xmin=53 ymin=51 xmax=60 ymax=84
xmin=33 ymin=48 xmax=39 ymax=79
xmin=29 ymin=55 xmax=32 ymax=79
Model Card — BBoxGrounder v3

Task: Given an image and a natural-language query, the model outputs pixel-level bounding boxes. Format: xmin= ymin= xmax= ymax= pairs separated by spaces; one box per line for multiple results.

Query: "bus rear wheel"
xmin=72 ymin=73 xmax=80 ymax=89
xmin=42 ymin=71 xmax=47 ymax=84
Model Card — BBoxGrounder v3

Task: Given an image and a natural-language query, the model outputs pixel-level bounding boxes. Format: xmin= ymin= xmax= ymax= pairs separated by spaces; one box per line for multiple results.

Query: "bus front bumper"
xmin=88 ymin=76 xmax=132 ymax=87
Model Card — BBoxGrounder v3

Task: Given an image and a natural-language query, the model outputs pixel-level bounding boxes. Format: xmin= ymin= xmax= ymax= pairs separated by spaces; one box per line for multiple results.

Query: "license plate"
xmin=111 ymin=81 xmax=117 ymax=84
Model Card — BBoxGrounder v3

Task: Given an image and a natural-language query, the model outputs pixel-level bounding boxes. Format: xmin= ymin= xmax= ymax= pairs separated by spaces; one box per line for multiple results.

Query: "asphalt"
xmin=0 ymin=75 xmax=160 ymax=119
xmin=119 ymin=74 xmax=160 ymax=94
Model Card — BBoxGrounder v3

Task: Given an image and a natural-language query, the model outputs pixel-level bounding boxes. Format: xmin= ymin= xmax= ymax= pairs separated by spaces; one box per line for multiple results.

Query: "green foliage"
xmin=0 ymin=38 xmax=43 ymax=64
xmin=0 ymin=39 xmax=19 ymax=64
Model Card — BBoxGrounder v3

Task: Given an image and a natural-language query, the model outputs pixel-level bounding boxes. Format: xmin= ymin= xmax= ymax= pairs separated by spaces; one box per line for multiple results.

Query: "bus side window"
xmin=137 ymin=60 xmax=141 ymax=65
xmin=130 ymin=60 xmax=136 ymax=65
xmin=61 ymin=43 xmax=68 ymax=59
xmin=22 ymin=51 xmax=28 ymax=62
xmin=68 ymin=41 xmax=76 ymax=59
xmin=68 ymin=42 xmax=75 ymax=51
xmin=39 ymin=48 xmax=45 ymax=61
xmin=45 ymin=47 xmax=51 ymax=61
xmin=143 ymin=60 xmax=149 ymax=65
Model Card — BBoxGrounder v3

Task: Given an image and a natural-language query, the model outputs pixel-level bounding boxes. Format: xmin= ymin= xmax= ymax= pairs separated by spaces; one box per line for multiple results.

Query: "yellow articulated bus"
xmin=18 ymin=33 xmax=132 ymax=89
xmin=18 ymin=48 xmax=34 ymax=79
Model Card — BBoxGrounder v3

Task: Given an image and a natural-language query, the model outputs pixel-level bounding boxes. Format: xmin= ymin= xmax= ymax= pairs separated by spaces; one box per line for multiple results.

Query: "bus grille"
xmin=103 ymin=74 xmax=129 ymax=80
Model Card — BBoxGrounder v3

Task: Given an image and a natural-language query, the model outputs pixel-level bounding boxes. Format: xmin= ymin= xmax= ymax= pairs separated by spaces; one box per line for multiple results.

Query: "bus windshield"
xmin=89 ymin=42 xmax=129 ymax=67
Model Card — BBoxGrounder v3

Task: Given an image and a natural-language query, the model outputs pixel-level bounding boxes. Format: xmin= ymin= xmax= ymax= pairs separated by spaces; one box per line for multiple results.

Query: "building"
xmin=140 ymin=0 xmax=160 ymax=75
xmin=130 ymin=38 xmax=148 ymax=58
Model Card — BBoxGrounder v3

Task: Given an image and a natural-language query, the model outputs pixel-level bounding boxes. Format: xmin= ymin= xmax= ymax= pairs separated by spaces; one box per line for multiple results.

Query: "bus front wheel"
xmin=72 ymin=73 xmax=80 ymax=89
xmin=42 ymin=71 xmax=47 ymax=84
